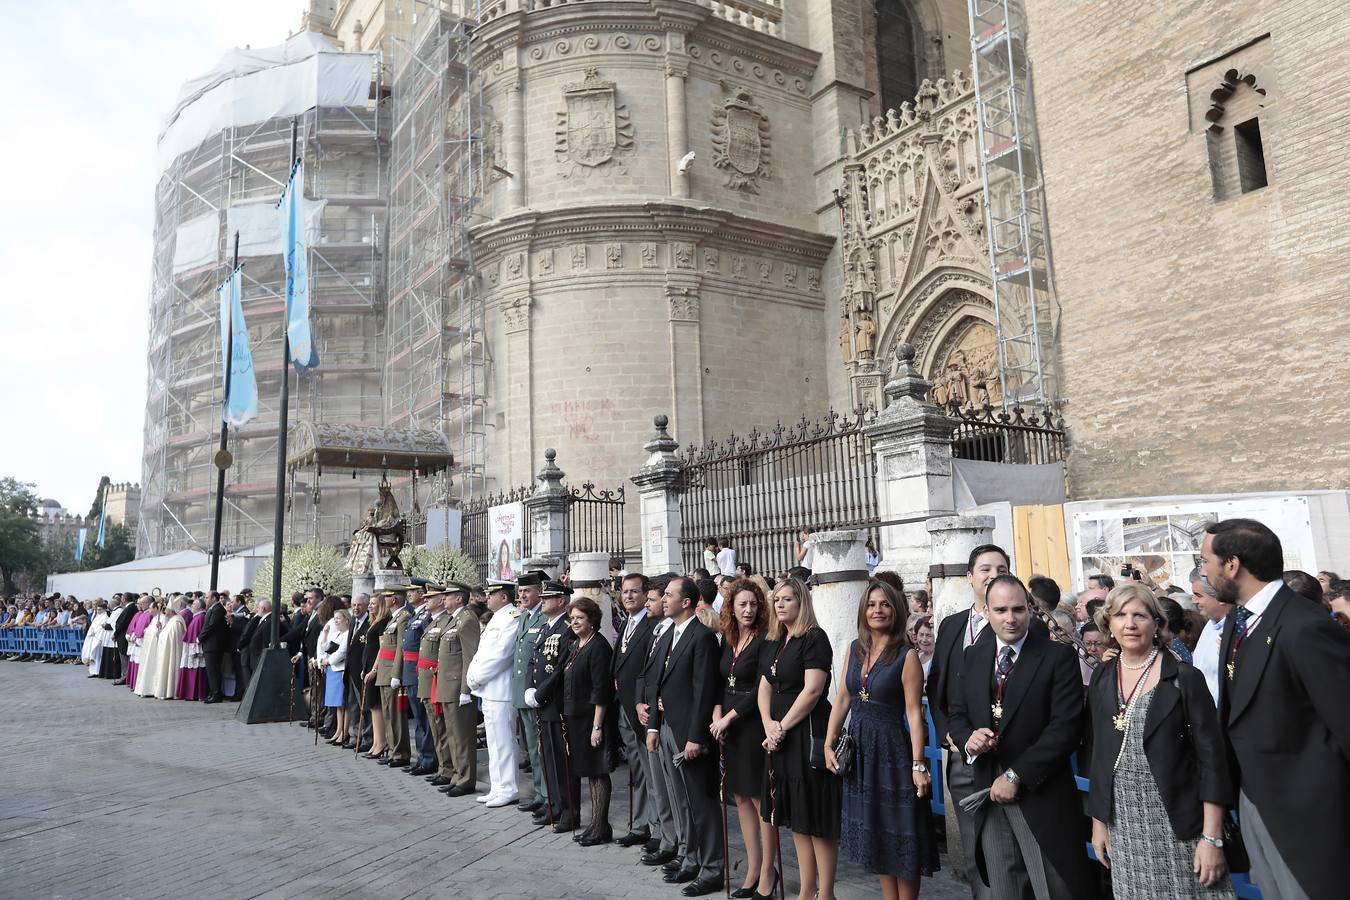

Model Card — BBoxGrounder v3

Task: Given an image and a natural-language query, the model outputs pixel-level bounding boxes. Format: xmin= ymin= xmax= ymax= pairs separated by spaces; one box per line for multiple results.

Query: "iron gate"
xmin=676 ymin=407 xmax=880 ymax=578
xmin=460 ymin=485 xmax=534 ymax=584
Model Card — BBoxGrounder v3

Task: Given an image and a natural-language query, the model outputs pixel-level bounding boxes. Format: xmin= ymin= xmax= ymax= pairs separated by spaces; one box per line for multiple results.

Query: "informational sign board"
xmin=488 ymin=502 xmax=525 ymax=580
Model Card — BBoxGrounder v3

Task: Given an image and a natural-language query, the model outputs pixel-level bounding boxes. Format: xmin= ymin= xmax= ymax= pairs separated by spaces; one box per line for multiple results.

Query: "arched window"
xmin=876 ymin=0 xmax=925 ymax=113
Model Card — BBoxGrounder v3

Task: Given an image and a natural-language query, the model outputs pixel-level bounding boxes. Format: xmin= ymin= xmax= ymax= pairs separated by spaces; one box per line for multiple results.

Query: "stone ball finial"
xmin=895 ymin=342 xmax=915 ymax=367
xmin=544 ymin=448 xmax=557 ymax=462
xmin=654 ymin=414 xmax=668 ymax=430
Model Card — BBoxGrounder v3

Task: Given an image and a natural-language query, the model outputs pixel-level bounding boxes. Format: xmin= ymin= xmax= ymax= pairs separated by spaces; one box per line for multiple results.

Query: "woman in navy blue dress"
xmin=825 ymin=579 xmax=937 ymax=900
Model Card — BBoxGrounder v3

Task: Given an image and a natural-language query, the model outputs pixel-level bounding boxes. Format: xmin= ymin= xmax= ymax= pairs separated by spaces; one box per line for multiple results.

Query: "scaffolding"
xmin=139 ymin=32 xmax=389 ymax=558
xmin=967 ymin=0 xmax=1060 ymax=407
xmin=384 ymin=3 xmax=489 ymax=504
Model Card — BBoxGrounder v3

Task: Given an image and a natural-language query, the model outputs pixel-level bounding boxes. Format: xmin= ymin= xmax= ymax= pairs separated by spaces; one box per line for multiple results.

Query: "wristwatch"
xmin=912 ymin=760 xmax=928 ymax=774
xmin=1003 ymin=769 xmax=1021 ymax=785
xmin=1201 ymin=834 xmax=1224 ymax=848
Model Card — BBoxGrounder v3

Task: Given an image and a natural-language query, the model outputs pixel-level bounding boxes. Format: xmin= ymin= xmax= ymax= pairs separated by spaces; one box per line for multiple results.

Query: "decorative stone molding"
xmin=505 ymin=251 xmax=525 ymax=281
xmin=806 ymin=269 xmax=820 ymax=292
xmin=672 ymin=242 xmax=695 ymax=269
xmin=640 ymin=242 xmax=659 ymax=268
xmin=555 ymin=68 xmax=635 ymax=177
xmin=667 ymin=287 xmax=700 ymax=322
xmin=731 ymin=254 xmax=746 ymax=278
xmin=783 ymin=264 xmax=798 ymax=287
xmin=570 ymin=243 xmax=586 ymax=271
xmin=527 ymin=33 xmax=663 ymax=64
xmin=605 ymin=243 xmax=623 ymax=268
xmin=704 ymin=247 xmax=720 ymax=271
xmin=712 ymin=88 xmax=772 ymax=192
xmin=686 ymin=41 xmax=812 ymax=97
xmin=536 ymin=248 xmax=554 ymax=275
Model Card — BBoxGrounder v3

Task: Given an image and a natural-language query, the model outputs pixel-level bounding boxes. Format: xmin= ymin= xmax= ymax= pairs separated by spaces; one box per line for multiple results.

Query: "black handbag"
xmin=808 ymin=714 xmax=829 ymax=771
xmin=831 ymin=712 xmax=856 ymax=776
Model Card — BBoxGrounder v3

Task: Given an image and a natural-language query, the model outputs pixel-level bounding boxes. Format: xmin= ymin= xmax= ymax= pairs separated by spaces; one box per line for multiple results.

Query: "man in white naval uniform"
xmin=466 ymin=580 xmax=522 ymax=807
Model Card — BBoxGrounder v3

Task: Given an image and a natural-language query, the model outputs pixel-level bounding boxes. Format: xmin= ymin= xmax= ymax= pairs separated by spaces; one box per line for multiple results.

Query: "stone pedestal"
xmin=864 ymin=343 xmax=960 ymax=590
xmin=526 ymin=449 xmax=569 ymax=565
xmin=808 ymin=528 xmax=870 ymax=690
xmin=569 ymin=551 xmax=617 ymax=641
xmin=631 ymin=415 xmax=684 ymax=576
xmin=926 ymin=515 xmax=995 ymax=628
xmin=351 ymin=573 xmax=375 ymax=599
xmin=373 ymin=568 xmax=406 ymax=591
xmin=522 ymin=556 xmax=562 ymax=580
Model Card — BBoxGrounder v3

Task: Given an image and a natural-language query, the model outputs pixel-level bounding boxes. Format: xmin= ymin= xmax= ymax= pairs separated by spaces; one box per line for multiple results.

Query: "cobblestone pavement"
xmin=0 ymin=663 xmax=969 ymax=900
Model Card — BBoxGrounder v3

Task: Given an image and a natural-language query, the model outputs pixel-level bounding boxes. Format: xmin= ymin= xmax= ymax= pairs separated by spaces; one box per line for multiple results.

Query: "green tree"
xmin=88 ymin=475 xmax=111 ymax=519
xmin=86 ymin=523 xmax=135 ymax=570
xmin=0 ymin=478 xmax=44 ymax=593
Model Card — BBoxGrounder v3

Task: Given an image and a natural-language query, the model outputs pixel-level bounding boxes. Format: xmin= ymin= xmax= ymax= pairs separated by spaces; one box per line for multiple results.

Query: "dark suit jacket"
xmin=559 ymin=635 xmax=615 ymax=718
xmin=347 ymin=615 xmax=371 ymax=684
xmin=928 ymin=605 xmax=1047 ymax=743
xmin=303 ymin=614 xmax=323 ymax=661
xmin=283 ymin=610 xmax=307 ymax=655
xmin=243 ymin=612 xmax=276 ymax=666
xmin=948 ymin=628 xmax=1094 ymax=897
xmin=1087 ymin=652 xmax=1231 ymax=839
xmin=529 ymin=615 xmax=576 ymax=723
xmin=1219 ymin=585 xmax=1350 ymax=899
xmin=198 ymin=602 xmax=229 ymax=654
xmin=646 ymin=618 xmax=720 ymax=749
xmin=227 ymin=612 xmax=249 ymax=653
xmin=113 ymin=604 xmax=136 ymax=653
xmin=612 ymin=614 xmax=657 ymax=726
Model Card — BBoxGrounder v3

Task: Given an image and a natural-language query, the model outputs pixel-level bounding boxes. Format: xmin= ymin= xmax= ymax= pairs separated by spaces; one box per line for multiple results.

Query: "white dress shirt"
xmin=1240 ymin=579 xmax=1283 ymax=638
xmin=1192 ymin=617 xmax=1225 ymax=706
xmin=963 ymin=606 xmax=990 ymax=649
xmin=620 ymin=608 xmax=647 ymax=653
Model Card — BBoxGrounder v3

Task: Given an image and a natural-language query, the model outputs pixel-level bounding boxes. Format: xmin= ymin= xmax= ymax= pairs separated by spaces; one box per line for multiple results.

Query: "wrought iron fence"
xmin=943 ymin=400 xmax=1066 ymax=465
xmin=460 ymin=484 xmax=534 ymax=584
xmin=676 ymin=407 xmax=880 ymax=579
xmin=565 ymin=482 xmax=626 ymax=562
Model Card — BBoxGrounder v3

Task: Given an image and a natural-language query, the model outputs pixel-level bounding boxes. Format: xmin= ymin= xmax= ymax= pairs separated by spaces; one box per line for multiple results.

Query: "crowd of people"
xmin=3 ymin=516 xmax=1347 ymax=900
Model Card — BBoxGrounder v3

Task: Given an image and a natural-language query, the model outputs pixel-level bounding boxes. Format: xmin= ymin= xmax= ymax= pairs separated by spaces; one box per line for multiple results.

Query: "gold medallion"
xmin=859 ymin=689 xmax=870 ymax=703
xmin=727 ymin=675 xmax=737 ymax=689
xmin=1113 ymin=713 xmax=1126 ymax=732
xmin=991 ymin=702 xmax=1003 ymax=719
xmin=1226 ymin=662 xmax=1236 ymax=681
xmin=770 ymin=662 xmax=778 ymax=677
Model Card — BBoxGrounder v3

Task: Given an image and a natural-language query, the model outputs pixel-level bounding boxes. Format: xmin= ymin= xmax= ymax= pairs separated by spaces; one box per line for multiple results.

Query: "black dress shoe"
xmin=579 ymin=826 xmax=613 ymax=847
xmin=341 ymin=739 xmax=356 ymax=749
xmin=682 ymin=876 xmax=723 ymax=897
xmin=551 ymin=820 xmax=575 ymax=834
xmin=730 ymin=888 xmax=756 ymax=899
xmin=642 ymin=837 xmax=661 ymax=853
xmin=519 ymin=799 xmax=543 ymax=814
xmin=361 ymin=751 xmax=384 ymax=760
xmin=449 ymin=783 xmax=476 ymax=797
xmin=664 ymin=866 xmax=698 ymax=884
xmin=112 ymin=678 xmax=127 ymax=685
xmin=641 ymin=849 xmax=677 ymax=866
xmin=427 ymin=776 xmax=451 ymax=786
xmin=389 ymin=759 xmax=411 ymax=768
xmin=616 ymin=829 xmax=650 ymax=848
xmin=409 ymin=765 xmax=433 ymax=776
xmin=203 ymin=696 xmax=220 ymax=704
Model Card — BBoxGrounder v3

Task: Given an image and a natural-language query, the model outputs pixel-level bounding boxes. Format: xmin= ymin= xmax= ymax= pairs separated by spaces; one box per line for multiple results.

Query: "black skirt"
xmin=723 ymin=690 xmax=766 ymax=797
xmin=564 ymin=711 xmax=616 ymax=778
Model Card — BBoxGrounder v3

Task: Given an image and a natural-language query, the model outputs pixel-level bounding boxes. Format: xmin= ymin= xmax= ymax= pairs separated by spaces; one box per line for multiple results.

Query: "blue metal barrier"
xmin=0 ymin=626 xmax=84 ymax=658
xmin=0 ymin=629 xmax=18 ymax=655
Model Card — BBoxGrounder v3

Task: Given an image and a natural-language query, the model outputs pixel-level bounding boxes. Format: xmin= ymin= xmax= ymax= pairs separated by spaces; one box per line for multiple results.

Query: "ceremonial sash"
xmin=377 ymin=648 xmax=396 ymax=661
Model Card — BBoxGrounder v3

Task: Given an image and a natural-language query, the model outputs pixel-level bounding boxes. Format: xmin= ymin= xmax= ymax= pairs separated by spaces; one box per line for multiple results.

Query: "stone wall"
xmin=1026 ymin=2 xmax=1350 ymax=497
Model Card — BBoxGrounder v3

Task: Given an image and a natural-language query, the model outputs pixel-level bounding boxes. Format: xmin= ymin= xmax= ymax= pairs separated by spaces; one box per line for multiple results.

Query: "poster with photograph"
xmin=488 ymin=502 xmax=525 ymax=580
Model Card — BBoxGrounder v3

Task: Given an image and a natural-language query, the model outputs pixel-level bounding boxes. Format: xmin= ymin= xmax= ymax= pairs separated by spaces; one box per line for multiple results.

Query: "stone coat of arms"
xmin=712 ymin=89 xmax=772 ymax=192
xmin=555 ymin=68 xmax=635 ymax=177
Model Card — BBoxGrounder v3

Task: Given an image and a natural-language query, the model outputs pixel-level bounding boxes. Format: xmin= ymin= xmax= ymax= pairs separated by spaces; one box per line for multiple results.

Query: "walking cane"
xmin=767 ymin=749 xmax=785 ymax=900
xmin=559 ymin=713 xmax=576 ymax=834
xmin=287 ymin=657 xmax=296 ymax=724
xmin=355 ymin=675 xmax=369 ymax=759
xmin=534 ymin=714 xmax=555 ymax=827
xmin=720 ymin=741 xmax=731 ymax=899
xmin=627 ymin=735 xmax=634 ymax=836
xmin=313 ymin=664 xmax=323 ymax=747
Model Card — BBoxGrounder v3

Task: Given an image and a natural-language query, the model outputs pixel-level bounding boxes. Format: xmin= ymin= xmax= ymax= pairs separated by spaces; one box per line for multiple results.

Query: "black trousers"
xmin=228 ymin=651 xmax=243 ymax=697
xmin=204 ymin=651 xmax=224 ymax=699
xmin=540 ymin=718 xmax=581 ymax=823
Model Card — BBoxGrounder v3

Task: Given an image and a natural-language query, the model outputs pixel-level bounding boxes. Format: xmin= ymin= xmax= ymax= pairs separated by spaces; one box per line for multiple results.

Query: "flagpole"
xmin=270 ymin=118 xmax=299 ymax=653
xmin=209 ymin=231 xmax=241 ymax=592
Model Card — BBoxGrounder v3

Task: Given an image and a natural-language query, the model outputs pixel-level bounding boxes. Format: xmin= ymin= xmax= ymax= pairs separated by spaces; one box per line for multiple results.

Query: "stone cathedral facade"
xmin=306 ymin=0 xmax=1350 ymax=504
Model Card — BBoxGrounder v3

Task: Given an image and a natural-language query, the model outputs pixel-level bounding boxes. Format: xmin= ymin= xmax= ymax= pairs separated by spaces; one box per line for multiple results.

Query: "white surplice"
xmin=82 ymin=612 xmax=108 ymax=675
xmin=134 ymin=614 xmax=165 ymax=697
xmin=150 ymin=614 xmax=186 ymax=699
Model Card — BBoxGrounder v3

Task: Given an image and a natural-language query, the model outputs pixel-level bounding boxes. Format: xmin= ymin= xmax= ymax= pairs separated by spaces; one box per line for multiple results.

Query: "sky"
xmin=0 ymin=1 xmax=303 ymax=512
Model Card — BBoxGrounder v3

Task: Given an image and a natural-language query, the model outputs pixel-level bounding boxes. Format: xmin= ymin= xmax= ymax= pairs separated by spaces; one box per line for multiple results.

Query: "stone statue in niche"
xmin=711 ymin=88 xmax=772 ymax=192
xmin=855 ymin=312 xmax=876 ymax=359
xmin=839 ymin=317 xmax=853 ymax=364
xmin=555 ymin=68 xmax=635 ymax=177
xmin=929 ymin=323 xmax=1003 ymax=407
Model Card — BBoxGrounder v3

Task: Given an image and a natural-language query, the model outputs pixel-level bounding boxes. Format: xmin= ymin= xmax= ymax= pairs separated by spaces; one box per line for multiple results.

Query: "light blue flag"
xmin=218 ymin=267 xmax=258 ymax=426
xmin=95 ymin=498 xmax=107 ymax=548
xmin=279 ymin=160 xmax=319 ymax=371
xmin=75 ymin=528 xmax=87 ymax=562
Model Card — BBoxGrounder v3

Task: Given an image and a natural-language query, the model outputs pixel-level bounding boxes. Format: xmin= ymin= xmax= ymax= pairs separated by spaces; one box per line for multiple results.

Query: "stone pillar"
xmin=807 ymin=529 xmax=870 ymax=690
xmin=665 ymin=276 xmax=704 ymax=443
xmin=864 ymin=343 xmax=960 ymax=590
xmin=502 ymin=295 xmax=534 ymax=484
xmin=631 ymin=415 xmax=684 ymax=576
xmin=926 ymin=515 xmax=994 ymax=629
xmin=505 ymin=71 xmax=526 ymax=209
xmin=521 ymin=556 xmax=562 ymax=580
xmin=570 ymin=551 xmax=617 ymax=641
xmin=526 ymin=448 xmax=569 ymax=565
xmin=665 ymin=36 xmax=690 ymax=199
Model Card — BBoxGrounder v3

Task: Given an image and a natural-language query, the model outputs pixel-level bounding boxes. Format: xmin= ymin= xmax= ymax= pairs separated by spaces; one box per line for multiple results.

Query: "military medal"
xmin=991 ymin=701 xmax=1003 ymax=720
xmin=858 ymin=641 xmax=883 ymax=703
xmin=768 ymin=636 xmax=791 ymax=679
xmin=727 ymin=675 xmax=737 ymax=689
xmin=1115 ymin=645 xmax=1159 ymax=731
xmin=1226 ymin=662 xmax=1236 ymax=681
xmin=727 ymin=633 xmax=754 ymax=692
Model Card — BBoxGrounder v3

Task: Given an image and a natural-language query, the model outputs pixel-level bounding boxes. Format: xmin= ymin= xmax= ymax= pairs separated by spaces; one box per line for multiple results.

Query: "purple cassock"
xmin=125 ymin=610 xmax=154 ymax=691
xmin=176 ymin=611 xmax=208 ymax=700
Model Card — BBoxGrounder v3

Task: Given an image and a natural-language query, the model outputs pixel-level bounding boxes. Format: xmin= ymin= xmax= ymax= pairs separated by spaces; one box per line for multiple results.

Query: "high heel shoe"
xmin=752 ymin=869 xmax=780 ymax=899
xmin=579 ymin=824 xmax=613 ymax=847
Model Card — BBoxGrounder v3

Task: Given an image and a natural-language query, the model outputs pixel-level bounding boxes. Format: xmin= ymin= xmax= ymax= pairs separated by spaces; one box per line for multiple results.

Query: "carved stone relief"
xmin=502 ymin=295 xmax=532 ymax=333
xmin=668 ymin=288 xmax=700 ymax=322
xmin=640 ymin=242 xmax=658 ymax=268
xmin=570 ymin=244 xmax=587 ymax=271
xmin=711 ymin=89 xmax=772 ymax=192
xmin=536 ymin=249 xmax=554 ymax=275
xmin=672 ymin=242 xmax=695 ymax=269
xmin=555 ymin=68 xmax=636 ymax=177
xmin=606 ymin=243 xmax=623 ymax=268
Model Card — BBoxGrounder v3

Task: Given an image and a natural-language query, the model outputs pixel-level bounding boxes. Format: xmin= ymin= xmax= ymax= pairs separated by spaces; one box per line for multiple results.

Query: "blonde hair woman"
xmin=360 ymin=595 xmax=391 ymax=759
xmin=1087 ymin=583 xmax=1234 ymax=899
xmin=758 ymin=576 xmax=841 ymax=900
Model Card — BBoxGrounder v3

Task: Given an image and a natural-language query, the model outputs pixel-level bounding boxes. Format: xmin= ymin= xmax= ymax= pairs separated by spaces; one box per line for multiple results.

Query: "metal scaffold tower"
xmin=140 ymin=34 xmax=388 ymax=557
xmin=967 ymin=0 xmax=1060 ymax=407
xmin=385 ymin=3 xmax=490 ymax=504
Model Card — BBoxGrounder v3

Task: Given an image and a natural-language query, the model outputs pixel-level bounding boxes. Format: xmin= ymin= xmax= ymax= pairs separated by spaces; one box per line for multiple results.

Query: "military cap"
xmin=516 ymin=570 xmax=549 ymax=587
xmin=419 ymin=583 xmax=449 ymax=598
xmin=541 ymin=580 xmax=574 ymax=598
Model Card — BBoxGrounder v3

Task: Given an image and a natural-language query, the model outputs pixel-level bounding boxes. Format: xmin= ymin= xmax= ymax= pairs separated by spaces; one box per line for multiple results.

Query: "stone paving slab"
xmin=0 ymin=662 xmax=969 ymax=899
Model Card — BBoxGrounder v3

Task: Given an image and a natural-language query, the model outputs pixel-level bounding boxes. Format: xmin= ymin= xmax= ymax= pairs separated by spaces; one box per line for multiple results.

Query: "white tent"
xmin=47 ymin=546 xmax=271 ymax=598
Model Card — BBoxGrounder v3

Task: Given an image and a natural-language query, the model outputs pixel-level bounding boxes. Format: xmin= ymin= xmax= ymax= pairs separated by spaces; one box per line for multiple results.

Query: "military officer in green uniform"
xmin=436 ymin=581 xmax=482 ymax=797
xmin=414 ymin=586 xmax=452 ymax=786
xmin=381 ymin=588 xmax=414 ymax=766
xmin=512 ymin=571 xmax=550 ymax=814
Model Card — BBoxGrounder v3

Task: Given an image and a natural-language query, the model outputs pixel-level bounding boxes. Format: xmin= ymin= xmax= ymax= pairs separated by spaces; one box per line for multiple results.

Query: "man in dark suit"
xmin=645 ymin=575 xmax=724 ymax=897
xmin=1206 ymin=518 xmax=1350 ymax=900
xmin=525 ymin=581 xmax=578 ymax=830
xmin=635 ymin=576 xmax=678 ymax=865
xmin=111 ymin=593 xmax=144 ymax=685
xmin=345 ymin=593 xmax=372 ymax=749
xmin=241 ymin=598 xmax=275 ymax=681
xmin=612 ymin=572 xmax=658 ymax=848
xmin=197 ymin=592 xmax=229 ymax=703
xmin=225 ymin=595 xmax=249 ymax=699
xmin=948 ymin=575 xmax=1094 ymax=900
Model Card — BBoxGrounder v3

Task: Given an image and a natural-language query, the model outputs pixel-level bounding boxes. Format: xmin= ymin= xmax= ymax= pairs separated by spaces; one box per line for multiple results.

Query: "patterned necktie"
xmin=1233 ymin=605 xmax=1253 ymax=639
xmin=997 ymin=646 xmax=1015 ymax=682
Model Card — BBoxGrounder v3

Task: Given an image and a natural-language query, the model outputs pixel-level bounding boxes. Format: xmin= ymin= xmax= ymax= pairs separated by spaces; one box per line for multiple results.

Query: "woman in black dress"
xmin=710 ymin=577 xmax=777 ymax=898
xmin=359 ymin=594 xmax=390 ymax=760
xmin=758 ymin=576 xmax=841 ymax=900
xmin=559 ymin=596 xmax=616 ymax=846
